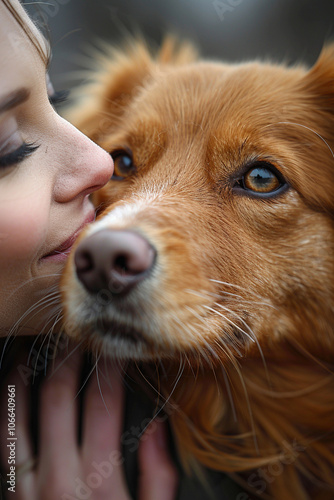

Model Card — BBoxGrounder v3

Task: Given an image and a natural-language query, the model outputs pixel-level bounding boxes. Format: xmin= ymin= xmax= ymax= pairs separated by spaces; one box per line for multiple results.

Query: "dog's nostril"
xmin=114 ymin=255 xmax=128 ymax=274
xmin=75 ymin=251 xmax=94 ymax=273
xmin=74 ymin=229 xmax=156 ymax=295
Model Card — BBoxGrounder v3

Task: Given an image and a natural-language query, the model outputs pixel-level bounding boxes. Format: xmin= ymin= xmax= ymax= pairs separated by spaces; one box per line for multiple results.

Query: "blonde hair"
xmin=3 ymin=0 xmax=50 ymax=65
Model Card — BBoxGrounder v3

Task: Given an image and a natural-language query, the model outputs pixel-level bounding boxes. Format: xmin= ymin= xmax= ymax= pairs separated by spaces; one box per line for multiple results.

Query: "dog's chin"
xmin=95 ymin=318 xmax=146 ymax=343
xmin=76 ymin=319 xmax=165 ymax=361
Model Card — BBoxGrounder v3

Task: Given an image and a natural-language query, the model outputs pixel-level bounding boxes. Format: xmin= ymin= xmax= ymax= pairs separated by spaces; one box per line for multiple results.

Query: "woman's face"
xmin=0 ymin=2 xmax=114 ymax=335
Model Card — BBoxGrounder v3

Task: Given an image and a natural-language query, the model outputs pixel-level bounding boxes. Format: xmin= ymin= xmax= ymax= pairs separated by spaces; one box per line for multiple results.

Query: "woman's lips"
xmin=42 ymin=212 xmax=96 ymax=263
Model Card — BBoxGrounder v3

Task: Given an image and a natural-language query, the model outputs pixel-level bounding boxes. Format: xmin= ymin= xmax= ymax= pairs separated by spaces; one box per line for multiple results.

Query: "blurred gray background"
xmin=23 ymin=0 xmax=334 ymax=91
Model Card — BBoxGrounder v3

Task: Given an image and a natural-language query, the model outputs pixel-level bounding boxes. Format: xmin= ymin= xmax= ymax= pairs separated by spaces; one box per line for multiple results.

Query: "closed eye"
xmin=0 ymin=142 xmax=40 ymax=169
xmin=48 ymin=90 xmax=70 ymax=107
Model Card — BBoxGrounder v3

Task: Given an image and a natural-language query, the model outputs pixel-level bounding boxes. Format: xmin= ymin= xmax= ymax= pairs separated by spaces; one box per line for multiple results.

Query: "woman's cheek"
xmin=0 ymin=190 xmax=49 ymax=265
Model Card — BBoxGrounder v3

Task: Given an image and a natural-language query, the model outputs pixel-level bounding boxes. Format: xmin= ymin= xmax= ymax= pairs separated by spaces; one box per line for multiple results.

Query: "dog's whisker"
xmin=208 ymin=279 xmax=255 ymax=293
xmin=288 ymin=336 xmax=334 ymax=376
xmin=210 ymin=291 xmax=276 ymax=311
xmin=212 ymin=286 xmax=275 ymax=310
xmin=207 ymin=279 xmax=274 ymax=305
xmin=33 ymin=331 xmax=50 ymax=382
xmin=221 ymin=365 xmax=238 ymax=423
xmin=26 ymin=305 xmax=62 ymax=369
xmin=95 ymin=356 xmax=113 ymax=418
xmin=207 ymin=334 xmax=254 ymax=443
xmin=44 ymin=311 xmax=64 ymax=375
xmin=6 ymin=275 xmax=61 ymax=303
xmin=203 ymin=305 xmax=256 ymax=346
xmin=50 ymin=331 xmax=69 ymax=373
xmin=183 ymin=350 xmax=196 ymax=377
xmin=66 ymin=349 xmax=98 ymax=405
xmin=135 ymin=362 xmax=165 ymax=404
xmin=167 ymin=307 xmax=202 ymax=346
xmin=214 ymin=302 xmax=269 ymax=381
xmin=222 ymin=351 xmax=259 ymax=454
xmin=211 ymin=302 xmax=270 ymax=383
xmin=0 ymin=290 xmax=61 ymax=369
xmin=183 ymin=306 xmax=221 ymax=361
xmin=13 ymin=290 xmax=61 ymax=335
xmin=210 ymin=363 xmax=221 ymax=398
xmin=139 ymin=356 xmax=185 ymax=438
xmin=264 ymin=121 xmax=334 ymax=162
xmin=185 ymin=287 xmax=277 ymax=316
xmin=214 ymin=336 xmax=243 ymax=358
xmin=47 ymin=339 xmax=84 ymax=382
xmin=213 ymin=337 xmax=242 ymax=367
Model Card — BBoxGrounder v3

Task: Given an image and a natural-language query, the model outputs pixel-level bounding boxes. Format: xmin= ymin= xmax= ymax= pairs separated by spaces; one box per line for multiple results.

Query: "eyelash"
xmin=0 ymin=88 xmax=69 ymax=169
xmin=49 ymin=90 xmax=70 ymax=106
xmin=0 ymin=88 xmax=69 ymax=168
xmin=0 ymin=143 xmax=40 ymax=168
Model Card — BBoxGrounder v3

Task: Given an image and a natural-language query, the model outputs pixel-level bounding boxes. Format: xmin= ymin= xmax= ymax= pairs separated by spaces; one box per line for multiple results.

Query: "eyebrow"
xmin=0 ymin=88 xmax=30 ymax=114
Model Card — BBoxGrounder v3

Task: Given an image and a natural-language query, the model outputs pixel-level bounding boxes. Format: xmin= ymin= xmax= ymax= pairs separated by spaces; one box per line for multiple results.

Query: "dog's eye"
xmin=234 ymin=163 xmax=286 ymax=196
xmin=110 ymin=149 xmax=136 ymax=180
xmin=244 ymin=166 xmax=280 ymax=193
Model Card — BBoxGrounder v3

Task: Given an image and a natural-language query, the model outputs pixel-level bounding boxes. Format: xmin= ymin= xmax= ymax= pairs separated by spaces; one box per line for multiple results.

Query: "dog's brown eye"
xmin=111 ymin=149 xmax=136 ymax=180
xmin=244 ymin=167 xmax=280 ymax=193
xmin=233 ymin=162 xmax=287 ymax=197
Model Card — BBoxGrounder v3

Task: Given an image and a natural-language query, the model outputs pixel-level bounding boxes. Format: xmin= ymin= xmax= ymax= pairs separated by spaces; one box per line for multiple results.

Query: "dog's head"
xmin=61 ymin=38 xmax=334 ymax=363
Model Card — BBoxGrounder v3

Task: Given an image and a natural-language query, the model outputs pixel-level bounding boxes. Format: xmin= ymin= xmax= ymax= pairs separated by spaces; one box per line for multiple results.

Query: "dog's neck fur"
xmin=161 ymin=343 xmax=334 ymax=500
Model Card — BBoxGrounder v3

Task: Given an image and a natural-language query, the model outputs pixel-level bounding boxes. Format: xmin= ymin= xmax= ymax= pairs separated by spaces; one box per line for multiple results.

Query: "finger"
xmin=138 ymin=419 xmax=179 ymax=500
xmin=81 ymin=359 xmax=129 ymax=499
xmin=38 ymin=344 xmax=82 ymax=489
xmin=82 ymin=359 xmax=124 ymax=458
xmin=0 ymin=361 xmax=35 ymax=499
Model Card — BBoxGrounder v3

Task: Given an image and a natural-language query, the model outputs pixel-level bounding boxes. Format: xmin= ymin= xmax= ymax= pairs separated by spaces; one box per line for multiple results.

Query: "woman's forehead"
xmin=0 ymin=0 xmax=50 ymax=66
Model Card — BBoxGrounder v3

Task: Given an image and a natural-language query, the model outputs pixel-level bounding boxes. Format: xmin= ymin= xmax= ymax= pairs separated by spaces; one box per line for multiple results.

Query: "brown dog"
xmin=61 ymin=38 xmax=334 ymax=499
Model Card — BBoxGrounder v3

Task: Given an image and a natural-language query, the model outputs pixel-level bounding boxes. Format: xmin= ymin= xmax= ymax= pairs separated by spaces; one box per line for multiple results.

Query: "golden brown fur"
xmin=61 ymin=38 xmax=334 ymax=499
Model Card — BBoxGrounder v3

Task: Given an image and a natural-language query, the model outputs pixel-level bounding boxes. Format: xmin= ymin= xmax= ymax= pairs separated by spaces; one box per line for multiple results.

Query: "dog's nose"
xmin=74 ymin=229 xmax=156 ymax=295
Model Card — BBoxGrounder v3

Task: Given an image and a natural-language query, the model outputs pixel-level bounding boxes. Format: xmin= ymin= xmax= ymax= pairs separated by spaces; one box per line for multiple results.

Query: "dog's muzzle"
xmin=74 ymin=229 xmax=156 ymax=296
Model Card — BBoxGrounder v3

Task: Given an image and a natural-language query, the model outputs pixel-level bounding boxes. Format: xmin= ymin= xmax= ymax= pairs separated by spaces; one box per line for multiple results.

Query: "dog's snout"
xmin=74 ymin=229 xmax=156 ymax=295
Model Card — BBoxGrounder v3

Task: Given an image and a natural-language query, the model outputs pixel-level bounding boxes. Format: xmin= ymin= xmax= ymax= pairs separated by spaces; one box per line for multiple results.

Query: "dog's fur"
xmin=61 ymin=39 xmax=334 ymax=499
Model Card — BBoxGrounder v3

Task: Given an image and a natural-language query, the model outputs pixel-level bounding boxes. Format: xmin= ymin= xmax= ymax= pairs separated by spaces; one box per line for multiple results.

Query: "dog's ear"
xmin=66 ymin=37 xmax=198 ymax=140
xmin=299 ymin=44 xmax=334 ymax=214
xmin=303 ymin=44 xmax=334 ymax=108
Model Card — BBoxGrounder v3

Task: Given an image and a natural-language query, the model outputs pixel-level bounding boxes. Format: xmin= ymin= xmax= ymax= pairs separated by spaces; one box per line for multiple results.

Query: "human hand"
xmin=0 ymin=345 xmax=178 ymax=500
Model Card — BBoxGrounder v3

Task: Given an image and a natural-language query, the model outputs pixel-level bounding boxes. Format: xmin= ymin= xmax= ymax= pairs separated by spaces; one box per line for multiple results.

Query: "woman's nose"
xmin=53 ymin=118 xmax=114 ymax=203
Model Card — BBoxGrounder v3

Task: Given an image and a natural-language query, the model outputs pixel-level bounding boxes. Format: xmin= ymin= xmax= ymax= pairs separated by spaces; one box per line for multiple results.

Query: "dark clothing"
xmin=123 ymin=378 xmax=253 ymax=500
xmin=0 ymin=338 xmax=254 ymax=500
